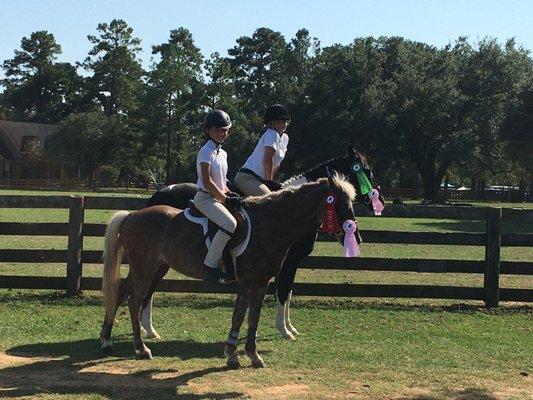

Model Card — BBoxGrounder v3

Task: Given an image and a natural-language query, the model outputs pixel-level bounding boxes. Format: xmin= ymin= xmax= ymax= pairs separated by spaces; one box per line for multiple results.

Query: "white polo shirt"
xmin=242 ymin=128 xmax=289 ymax=180
xmin=196 ymin=140 xmax=228 ymax=192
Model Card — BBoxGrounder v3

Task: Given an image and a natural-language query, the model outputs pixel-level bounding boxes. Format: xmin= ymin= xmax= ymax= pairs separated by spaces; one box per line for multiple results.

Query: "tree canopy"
xmin=1 ymin=23 xmax=532 ymax=199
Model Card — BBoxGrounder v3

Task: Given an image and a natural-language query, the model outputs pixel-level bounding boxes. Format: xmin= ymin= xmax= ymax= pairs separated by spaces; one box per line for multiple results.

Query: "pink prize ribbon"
xmin=342 ymin=219 xmax=360 ymax=258
xmin=369 ymin=188 xmax=384 ymax=216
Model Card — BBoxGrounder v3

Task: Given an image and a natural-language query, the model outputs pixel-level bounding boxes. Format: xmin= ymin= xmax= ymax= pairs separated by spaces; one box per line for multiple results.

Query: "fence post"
xmin=67 ymin=195 xmax=84 ymax=296
xmin=484 ymin=207 xmax=502 ymax=308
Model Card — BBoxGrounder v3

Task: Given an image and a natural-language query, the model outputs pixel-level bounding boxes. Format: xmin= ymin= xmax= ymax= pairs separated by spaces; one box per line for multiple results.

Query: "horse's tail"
xmin=102 ymin=210 xmax=130 ymax=324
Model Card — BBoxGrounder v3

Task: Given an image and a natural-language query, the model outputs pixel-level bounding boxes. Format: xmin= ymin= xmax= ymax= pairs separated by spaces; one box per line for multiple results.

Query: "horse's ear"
xmin=325 ymin=166 xmax=333 ymax=188
xmin=349 ymin=146 xmax=358 ymax=157
xmin=326 ymin=166 xmax=338 ymax=189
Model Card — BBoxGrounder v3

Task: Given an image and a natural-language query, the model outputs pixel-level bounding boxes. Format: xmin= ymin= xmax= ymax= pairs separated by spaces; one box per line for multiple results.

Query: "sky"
xmin=1 ymin=0 xmax=532 ymax=76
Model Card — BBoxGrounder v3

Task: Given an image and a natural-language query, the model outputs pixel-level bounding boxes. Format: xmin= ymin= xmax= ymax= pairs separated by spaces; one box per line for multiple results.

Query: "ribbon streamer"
xmin=342 ymin=219 xmax=360 ymax=257
xmin=369 ymin=188 xmax=384 ymax=216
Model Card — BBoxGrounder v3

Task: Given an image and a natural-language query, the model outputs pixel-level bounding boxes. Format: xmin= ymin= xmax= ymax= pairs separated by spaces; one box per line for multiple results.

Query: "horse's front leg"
xmin=276 ymin=262 xmax=297 ymax=340
xmin=276 ymin=230 xmax=318 ymax=339
xmin=140 ymin=264 xmax=169 ymax=340
xmin=245 ymin=283 xmax=269 ymax=368
xmin=224 ymin=287 xmax=250 ymax=369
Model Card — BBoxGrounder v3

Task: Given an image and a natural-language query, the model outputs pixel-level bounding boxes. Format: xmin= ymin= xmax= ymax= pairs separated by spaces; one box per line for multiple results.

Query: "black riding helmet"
xmin=264 ymin=104 xmax=291 ymax=124
xmin=203 ymin=109 xmax=232 ymax=130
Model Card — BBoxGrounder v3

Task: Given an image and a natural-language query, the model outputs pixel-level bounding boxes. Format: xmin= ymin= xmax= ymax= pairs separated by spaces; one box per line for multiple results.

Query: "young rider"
xmin=234 ymin=104 xmax=291 ymax=196
xmin=194 ymin=109 xmax=242 ymax=283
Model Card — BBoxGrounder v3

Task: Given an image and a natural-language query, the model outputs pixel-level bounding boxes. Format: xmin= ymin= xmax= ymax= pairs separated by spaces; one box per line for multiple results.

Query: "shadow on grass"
xmin=400 ymin=387 xmax=499 ymax=400
xmin=0 ymin=290 xmax=531 ymax=315
xmin=412 ymin=220 xmax=486 ymax=234
xmin=1 ymin=340 xmax=253 ymax=399
xmin=413 ymin=218 xmax=533 ymax=234
xmin=6 ymin=338 xmax=271 ymax=362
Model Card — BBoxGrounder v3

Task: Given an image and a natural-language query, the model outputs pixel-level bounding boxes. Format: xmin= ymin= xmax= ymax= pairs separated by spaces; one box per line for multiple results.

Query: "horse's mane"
xmin=282 ymin=149 xmax=369 ymax=186
xmin=332 ymin=172 xmax=357 ymax=201
xmin=245 ymin=174 xmax=356 ymax=211
xmin=282 ymin=155 xmax=347 ymax=186
xmin=244 ymin=179 xmax=326 ymax=209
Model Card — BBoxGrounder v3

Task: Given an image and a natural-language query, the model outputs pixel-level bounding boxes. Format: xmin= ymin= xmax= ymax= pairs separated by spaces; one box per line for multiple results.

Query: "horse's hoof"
xmin=145 ymin=331 xmax=161 ymax=340
xmin=227 ymin=357 xmax=241 ymax=369
xmin=135 ymin=348 xmax=153 ymax=360
xmin=101 ymin=339 xmax=113 ymax=355
xmin=282 ymin=332 xmax=296 ymax=341
xmin=247 ymin=352 xmax=266 ymax=369
xmin=101 ymin=345 xmax=113 ymax=355
xmin=287 ymin=326 xmax=300 ymax=336
xmin=251 ymin=357 xmax=266 ymax=368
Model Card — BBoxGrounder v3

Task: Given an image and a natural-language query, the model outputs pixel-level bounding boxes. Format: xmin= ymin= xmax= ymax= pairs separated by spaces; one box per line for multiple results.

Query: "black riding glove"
xmin=265 ymin=180 xmax=283 ymax=191
xmin=224 ymin=195 xmax=242 ymax=209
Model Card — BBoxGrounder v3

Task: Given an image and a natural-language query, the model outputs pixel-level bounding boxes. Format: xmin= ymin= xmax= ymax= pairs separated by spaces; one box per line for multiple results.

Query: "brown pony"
xmin=100 ymin=174 xmax=357 ymax=368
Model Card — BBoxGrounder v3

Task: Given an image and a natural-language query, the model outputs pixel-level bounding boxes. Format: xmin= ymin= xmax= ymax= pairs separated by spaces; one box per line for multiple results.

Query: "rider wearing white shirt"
xmin=235 ymin=104 xmax=291 ymax=196
xmin=193 ymin=110 xmax=242 ymax=283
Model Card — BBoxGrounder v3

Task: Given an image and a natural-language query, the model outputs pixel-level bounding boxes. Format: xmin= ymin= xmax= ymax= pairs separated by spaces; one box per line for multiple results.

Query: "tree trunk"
xmin=418 ymin=158 xmax=452 ymax=202
xmin=165 ymin=128 xmax=171 ymax=185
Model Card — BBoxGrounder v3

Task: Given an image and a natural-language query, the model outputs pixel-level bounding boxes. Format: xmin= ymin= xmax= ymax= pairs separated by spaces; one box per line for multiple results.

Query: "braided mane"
xmin=282 ymin=155 xmax=347 ymax=186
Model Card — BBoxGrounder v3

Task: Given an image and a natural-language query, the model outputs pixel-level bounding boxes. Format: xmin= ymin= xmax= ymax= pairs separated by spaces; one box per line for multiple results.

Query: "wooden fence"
xmin=0 ymin=195 xmax=532 ymax=307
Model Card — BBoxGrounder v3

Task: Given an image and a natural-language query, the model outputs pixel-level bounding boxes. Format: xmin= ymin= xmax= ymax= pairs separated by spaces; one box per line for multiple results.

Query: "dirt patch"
xmin=1 ymin=353 xmax=532 ymax=400
xmin=0 ymin=353 xmax=32 ymax=367
xmin=246 ymin=383 xmax=310 ymax=399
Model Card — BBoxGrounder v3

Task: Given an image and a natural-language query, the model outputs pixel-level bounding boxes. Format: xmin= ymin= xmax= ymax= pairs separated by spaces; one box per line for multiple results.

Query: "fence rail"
xmin=0 ymin=195 xmax=532 ymax=306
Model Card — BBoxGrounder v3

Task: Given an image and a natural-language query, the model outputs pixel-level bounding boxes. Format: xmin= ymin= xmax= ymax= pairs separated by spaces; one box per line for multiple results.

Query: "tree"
xmin=501 ymin=85 xmax=533 ymax=197
xmin=83 ymin=19 xmax=143 ymax=117
xmin=144 ymin=28 xmax=204 ymax=183
xmin=45 ymin=112 xmax=124 ymax=178
xmin=1 ymin=31 xmax=85 ymax=122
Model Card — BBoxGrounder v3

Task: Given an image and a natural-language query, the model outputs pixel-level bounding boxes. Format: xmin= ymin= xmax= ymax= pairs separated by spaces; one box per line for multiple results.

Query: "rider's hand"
xmin=226 ymin=191 xmax=241 ymax=198
xmin=224 ymin=195 xmax=242 ymax=209
xmin=265 ymin=180 xmax=283 ymax=191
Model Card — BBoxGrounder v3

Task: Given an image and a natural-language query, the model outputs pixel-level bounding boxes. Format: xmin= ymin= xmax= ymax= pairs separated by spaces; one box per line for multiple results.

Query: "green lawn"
xmin=0 ymin=291 xmax=531 ymax=400
xmin=0 ymin=191 xmax=532 ymax=399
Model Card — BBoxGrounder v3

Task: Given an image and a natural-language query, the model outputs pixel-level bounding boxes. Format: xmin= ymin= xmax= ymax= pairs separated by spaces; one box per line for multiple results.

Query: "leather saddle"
xmin=187 ymin=200 xmax=247 ymax=250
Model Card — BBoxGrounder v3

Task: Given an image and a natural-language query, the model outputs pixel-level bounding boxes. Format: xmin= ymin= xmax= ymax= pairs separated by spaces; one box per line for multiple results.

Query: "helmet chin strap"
xmin=209 ymin=138 xmax=223 ymax=153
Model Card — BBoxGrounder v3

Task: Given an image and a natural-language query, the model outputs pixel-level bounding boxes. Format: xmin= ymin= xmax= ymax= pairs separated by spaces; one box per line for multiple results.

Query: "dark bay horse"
xmin=100 ymin=175 xmax=358 ymax=368
xmin=140 ymin=148 xmax=383 ymax=341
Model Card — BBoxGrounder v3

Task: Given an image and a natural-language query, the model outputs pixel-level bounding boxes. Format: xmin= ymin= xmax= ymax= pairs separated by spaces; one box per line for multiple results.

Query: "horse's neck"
xmin=264 ymin=182 xmax=328 ymax=238
xmin=283 ymin=158 xmax=344 ymax=188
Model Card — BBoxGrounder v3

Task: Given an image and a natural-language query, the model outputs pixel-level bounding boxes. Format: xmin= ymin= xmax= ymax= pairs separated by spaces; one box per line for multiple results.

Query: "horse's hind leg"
xmin=224 ymin=288 xmax=250 ymax=369
xmin=140 ymin=264 xmax=169 ymax=340
xmin=245 ymin=283 xmax=269 ymax=368
xmin=100 ymin=275 xmax=132 ymax=354
xmin=128 ymin=269 xmax=156 ymax=359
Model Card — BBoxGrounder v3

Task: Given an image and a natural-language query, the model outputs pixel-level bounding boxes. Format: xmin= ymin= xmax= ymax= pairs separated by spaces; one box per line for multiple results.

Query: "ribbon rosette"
xmin=342 ymin=219 xmax=360 ymax=257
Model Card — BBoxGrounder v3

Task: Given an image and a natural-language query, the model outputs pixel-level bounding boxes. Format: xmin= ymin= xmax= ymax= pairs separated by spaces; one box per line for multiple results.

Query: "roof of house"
xmin=0 ymin=120 xmax=60 ymax=161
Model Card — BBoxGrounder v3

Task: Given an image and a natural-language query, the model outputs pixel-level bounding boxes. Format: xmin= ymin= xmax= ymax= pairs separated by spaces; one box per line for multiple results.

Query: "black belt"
xmin=239 ymin=168 xmax=266 ymax=183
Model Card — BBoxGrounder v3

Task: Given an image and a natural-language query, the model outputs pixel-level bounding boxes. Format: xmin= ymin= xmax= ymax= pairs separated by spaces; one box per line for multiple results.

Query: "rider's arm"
xmin=200 ymin=163 xmax=227 ymax=203
xmin=262 ymin=146 xmax=276 ymax=181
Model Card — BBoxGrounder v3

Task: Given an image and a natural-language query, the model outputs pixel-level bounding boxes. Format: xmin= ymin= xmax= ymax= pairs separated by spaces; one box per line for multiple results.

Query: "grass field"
xmin=0 ymin=189 xmax=532 ymax=399
xmin=0 ymin=291 xmax=532 ymax=400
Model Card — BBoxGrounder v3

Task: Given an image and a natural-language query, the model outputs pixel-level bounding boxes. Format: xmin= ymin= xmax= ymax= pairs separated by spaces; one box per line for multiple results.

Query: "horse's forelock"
xmin=331 ymin=172 xmax=357 ymax=201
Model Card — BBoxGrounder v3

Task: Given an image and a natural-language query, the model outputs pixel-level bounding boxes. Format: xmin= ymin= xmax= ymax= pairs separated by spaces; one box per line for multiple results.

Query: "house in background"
xmin=0 ymin=120 xmax=79 ymax=180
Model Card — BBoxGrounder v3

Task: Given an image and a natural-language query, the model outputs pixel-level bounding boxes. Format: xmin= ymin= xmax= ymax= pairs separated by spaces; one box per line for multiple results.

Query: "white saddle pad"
xmin=183 ymin=207 xmax=251 ymax=258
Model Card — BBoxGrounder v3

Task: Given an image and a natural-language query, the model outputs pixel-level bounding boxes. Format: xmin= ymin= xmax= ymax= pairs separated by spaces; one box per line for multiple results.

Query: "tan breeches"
xmin=234 ymin=171 xmax=271 ymax=196
xmin=193 ymin=191 xmax=237 ymax=268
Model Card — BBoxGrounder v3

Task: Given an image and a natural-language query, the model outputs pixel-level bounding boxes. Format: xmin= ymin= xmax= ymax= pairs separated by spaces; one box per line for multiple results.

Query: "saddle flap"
xmin=206 ymin=210 xmax=247 ymax=250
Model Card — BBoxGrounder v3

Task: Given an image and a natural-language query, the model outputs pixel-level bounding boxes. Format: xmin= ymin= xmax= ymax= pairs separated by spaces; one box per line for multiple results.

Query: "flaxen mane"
xmin=244 ymin=174 xmax=356 ymax=213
